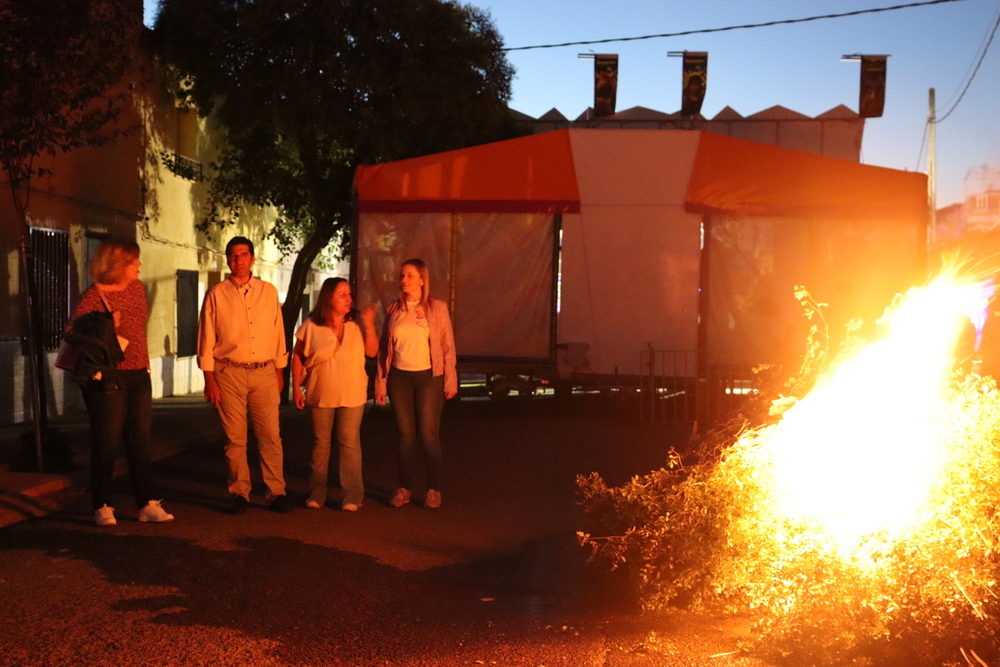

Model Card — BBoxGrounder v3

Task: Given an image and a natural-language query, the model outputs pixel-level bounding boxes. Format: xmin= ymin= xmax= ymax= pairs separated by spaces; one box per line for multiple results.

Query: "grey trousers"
xmin=308 ymin=404 xmax=365 ymax=506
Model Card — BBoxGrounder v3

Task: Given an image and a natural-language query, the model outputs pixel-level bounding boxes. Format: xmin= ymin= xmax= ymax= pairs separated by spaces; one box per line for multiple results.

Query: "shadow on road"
xmin=0 ymin=395 xmax=763 ymax=666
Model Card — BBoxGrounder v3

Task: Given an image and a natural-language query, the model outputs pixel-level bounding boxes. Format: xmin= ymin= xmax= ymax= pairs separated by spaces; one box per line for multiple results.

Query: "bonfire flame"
xmin=702 ymin=270 xmax=1000 ymax=662
xmin=579 ymin=269 xmax=1000 ymax=663
xmin=760 ymin=273 xmax=982 ymax=552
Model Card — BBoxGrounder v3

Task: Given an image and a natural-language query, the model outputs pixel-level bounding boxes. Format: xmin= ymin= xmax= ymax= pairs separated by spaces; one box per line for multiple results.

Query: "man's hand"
xmin=203 ymin=371 xmax=221 ymax=408
xmin=375 ymin=391 xmax=387 ymax=406
xmin=275 ymin=367 xmax=285 ymax=394
xmin=294 ymin=387 xmax=306 ymax=409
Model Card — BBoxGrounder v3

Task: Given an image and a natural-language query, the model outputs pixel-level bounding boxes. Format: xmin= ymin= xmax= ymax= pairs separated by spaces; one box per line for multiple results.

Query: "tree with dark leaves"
xmin=152 ymin=0 xmax=518 ymax=360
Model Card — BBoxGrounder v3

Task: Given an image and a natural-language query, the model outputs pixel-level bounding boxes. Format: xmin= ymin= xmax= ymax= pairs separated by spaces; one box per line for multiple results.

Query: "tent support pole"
xmin=697 ymin=216 xmax=711 ymax=379
xmin=696 ymin=215 xmax=712 ymax=427
xmin=449 ymin=213 xmax=460 ymax=319
xmin=549 ymin=213 xmax=562 ymax=361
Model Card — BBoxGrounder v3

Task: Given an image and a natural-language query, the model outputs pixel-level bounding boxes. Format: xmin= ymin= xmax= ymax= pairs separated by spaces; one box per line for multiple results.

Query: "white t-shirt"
xmin=295 ymin=319 xmax=368 ymax=408
xmin=390 ymin=301 xmax=432 ymax=371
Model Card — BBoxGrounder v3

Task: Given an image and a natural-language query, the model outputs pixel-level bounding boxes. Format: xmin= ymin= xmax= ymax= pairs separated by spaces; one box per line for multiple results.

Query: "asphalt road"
xmin=0 ymin=396 xmax=766 ymax=667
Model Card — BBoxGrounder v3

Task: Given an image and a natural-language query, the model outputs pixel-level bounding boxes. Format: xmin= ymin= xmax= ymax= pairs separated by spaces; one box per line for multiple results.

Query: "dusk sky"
xmin=145 ymin=0 xmax=1000 ymax=207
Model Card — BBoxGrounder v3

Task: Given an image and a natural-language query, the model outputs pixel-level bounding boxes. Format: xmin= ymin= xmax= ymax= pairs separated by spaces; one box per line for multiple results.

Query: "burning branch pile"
xmin=578 ymin=275 xmax=1000 ymax=665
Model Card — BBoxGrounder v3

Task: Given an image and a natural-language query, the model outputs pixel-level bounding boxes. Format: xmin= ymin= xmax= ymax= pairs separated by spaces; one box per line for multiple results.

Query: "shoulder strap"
xmin=95 ymin=286 xmax=114 ymax=313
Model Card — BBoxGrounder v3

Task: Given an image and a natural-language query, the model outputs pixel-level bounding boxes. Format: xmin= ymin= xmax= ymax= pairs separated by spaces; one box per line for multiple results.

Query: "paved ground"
xmin=0 ymin=393 xmax=768 ymax=667
xmin=0 ymin=394 xmax=223 ymax=528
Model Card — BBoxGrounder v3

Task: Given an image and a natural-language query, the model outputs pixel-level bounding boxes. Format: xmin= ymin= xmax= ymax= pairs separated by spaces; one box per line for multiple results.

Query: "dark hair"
xmin=398 ymin=258 xmax=430 ymax=311
xmin=226 ymin=236 xmax=255 ymax=257
xmin=89 ymin=239 xmax=140 ymax=285
xmin=308 ymin=277 xmax=356 ymax=326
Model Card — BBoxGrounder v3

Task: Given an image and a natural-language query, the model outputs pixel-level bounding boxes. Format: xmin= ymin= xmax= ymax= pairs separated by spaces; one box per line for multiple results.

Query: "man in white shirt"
xmin=197 ymin=236 xmax=291 ymax=515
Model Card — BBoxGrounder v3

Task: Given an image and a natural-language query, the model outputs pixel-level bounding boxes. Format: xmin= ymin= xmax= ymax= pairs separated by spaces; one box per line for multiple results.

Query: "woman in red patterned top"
xmin=67 ymin=239 xmax=174 ymax=527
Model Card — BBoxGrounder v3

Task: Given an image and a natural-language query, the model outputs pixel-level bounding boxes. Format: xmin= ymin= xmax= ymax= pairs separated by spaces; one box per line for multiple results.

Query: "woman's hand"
xmin=375 ymin=391 xmax=387 ymax=406
xmin=445 ymin=389 xmax=457 ymax=399
xmin=294 ymin=387 xmax=306 ymax=410
xmin=360 ymin=303 xmax=380 ymax=358
xmin=360 ymin=303 xmax=377 ymax=327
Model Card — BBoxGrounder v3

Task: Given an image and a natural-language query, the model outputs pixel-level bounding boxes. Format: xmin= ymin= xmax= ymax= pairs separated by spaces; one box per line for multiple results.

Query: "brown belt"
xmin=216 ymin=357 xmax=273 ymax=370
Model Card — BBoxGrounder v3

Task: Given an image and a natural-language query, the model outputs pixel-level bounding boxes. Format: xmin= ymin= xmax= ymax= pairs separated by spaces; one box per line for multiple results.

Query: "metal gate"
xmin=29 ymin=227 xmax=70 ymax=351
xmin=639 ymin=348 xmax=757 ymax=425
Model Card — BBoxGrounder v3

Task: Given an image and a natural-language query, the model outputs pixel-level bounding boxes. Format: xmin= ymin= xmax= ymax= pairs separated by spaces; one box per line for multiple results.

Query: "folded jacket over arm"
xmin=64 ymin=310 xmax=125 ymax=386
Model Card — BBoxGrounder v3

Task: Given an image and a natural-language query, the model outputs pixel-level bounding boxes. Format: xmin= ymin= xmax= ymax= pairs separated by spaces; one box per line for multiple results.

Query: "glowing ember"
xmin=744 ymin=272 xmax=984 ymax=552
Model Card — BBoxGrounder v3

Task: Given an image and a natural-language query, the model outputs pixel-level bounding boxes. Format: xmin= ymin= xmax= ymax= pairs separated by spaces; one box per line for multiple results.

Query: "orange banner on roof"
xmin=685 ymin=132 xmax=927 ymax=220
xmin=354 ymin=129 xmax=580 ymax=213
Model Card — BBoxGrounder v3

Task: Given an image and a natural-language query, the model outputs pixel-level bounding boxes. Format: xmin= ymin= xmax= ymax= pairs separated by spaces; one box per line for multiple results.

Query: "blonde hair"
xmin=398 ymin=258 xmax=430 ymax=311
xmin=89 ymin=239 xmax=140 ymax=286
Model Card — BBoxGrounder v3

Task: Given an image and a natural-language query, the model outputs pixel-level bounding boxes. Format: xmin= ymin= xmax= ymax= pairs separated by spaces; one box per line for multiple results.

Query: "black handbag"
xmin=58 ymin=287 xmax=123 ymax=374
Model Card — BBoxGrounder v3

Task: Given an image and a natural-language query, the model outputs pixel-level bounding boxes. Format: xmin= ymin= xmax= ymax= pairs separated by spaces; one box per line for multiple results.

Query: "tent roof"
xmin=354 ymin=130 xmax=579 ymax=214
xmin=354 ymin=129 xmax=927 ymax=220
xmin=686 ymin=132 xmax=928 ymax=220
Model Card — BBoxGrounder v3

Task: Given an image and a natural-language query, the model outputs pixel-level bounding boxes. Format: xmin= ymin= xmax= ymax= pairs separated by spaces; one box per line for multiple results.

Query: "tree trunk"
xmin=278 ymin=221 xmax=335 ymax=400
xmin=7 ymin=173 xmax=49 ymax=471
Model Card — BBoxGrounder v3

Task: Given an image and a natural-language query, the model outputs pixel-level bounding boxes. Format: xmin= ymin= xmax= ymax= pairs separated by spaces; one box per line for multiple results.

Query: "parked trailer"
xmin=353 ymin=129 xmax=926 ymax=420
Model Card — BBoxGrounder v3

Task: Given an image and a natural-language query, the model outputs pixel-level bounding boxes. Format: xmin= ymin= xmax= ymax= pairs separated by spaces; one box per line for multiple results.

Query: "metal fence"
xmin=639 ymin=348 xmax=757 ymax=425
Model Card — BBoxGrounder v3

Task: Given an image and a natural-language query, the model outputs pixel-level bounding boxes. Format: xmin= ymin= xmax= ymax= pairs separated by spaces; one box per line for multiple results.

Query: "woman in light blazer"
xmin=375 ymin=259 xmax=457 ymax=509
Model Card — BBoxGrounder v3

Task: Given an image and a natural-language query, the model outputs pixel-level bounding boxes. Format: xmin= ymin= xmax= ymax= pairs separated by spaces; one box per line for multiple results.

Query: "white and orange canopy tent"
xmin=354 ymin=129 xmax=926 ymax=377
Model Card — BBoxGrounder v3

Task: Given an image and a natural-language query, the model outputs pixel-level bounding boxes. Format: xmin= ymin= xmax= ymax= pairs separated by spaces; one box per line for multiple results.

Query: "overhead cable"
xmin=503 ymin=0 xmax=967 ymax=52
xmin=936 ymin=3 xmax=1000 ymax=123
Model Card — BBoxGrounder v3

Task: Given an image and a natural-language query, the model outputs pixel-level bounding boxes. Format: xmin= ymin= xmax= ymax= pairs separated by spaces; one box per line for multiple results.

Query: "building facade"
xmin=0 ymin=55 xmax=340 ymax=425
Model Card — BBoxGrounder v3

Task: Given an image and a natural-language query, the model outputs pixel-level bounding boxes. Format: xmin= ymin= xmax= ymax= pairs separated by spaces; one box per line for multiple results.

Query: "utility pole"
xmin=927 ymin=88 xmax=937 ymax=248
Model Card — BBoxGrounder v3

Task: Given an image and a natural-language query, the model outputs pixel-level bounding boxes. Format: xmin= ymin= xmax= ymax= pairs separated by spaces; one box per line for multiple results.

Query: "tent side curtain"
xmin=684 ymin=132 xmax=928 ymax=221
xmin=354 ymin=212 xmax=556 ymax=360
xmin=354 ymin=129 xmax=581 ymax=214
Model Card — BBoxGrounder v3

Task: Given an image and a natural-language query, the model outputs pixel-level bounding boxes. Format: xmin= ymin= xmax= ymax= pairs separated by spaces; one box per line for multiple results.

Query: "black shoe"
xmin=230 ymin=495 xmax=249 ymax=515
xmin=269 ymin=495 xmax=292 ymax=514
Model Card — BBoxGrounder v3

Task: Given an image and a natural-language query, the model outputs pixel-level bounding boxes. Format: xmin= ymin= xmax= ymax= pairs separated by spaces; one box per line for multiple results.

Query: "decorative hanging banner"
xmin=593 ymin=54 xmax=618 ymax=117
xmin=681 ymin=51 xmax=708 ymax=116
xmin=859 ymin=55 xmax=887 ymax=118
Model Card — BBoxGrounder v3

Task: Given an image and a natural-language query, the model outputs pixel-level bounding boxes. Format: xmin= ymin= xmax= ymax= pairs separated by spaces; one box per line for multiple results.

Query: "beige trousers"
xmin=214 ymin=364 xmax=286 ymax=498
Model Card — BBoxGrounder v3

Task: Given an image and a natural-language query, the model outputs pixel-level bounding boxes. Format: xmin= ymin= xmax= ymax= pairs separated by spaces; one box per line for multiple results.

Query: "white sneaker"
xmin=425 ymin=489 xmax=441 ymax=509
xmin=342 ymin=503 xmax=360 ymax=512
xmin=138 ymin=500 xmax=175 ymax=523
xmin=305 ymin=500 xmax=322 ymax=509
xmin=95 ymin=505 xmax=117 ymax=527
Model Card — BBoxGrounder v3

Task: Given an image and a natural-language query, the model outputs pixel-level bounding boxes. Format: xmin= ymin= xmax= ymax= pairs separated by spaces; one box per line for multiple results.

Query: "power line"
xmin=918 ymin=2 xmax=999 ymax=169
xmin=936 ymin=2 xmax=1000 ymax=123
xmin=503 ymin=0 xmax=967 ymax=52
xmin=937 ymin=2 xmax=998 ymax=111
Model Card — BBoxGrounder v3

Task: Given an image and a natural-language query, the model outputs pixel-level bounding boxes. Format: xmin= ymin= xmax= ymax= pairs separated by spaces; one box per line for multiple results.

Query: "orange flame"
xmin=753 ymin=271 xmax=983 ymax=553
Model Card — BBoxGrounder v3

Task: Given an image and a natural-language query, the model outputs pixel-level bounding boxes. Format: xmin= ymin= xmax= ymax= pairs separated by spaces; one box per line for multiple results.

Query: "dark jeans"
xmin=82 ymin=369 xmax=155 ymax=510
xmin=386 ymin=368 xmax=444 ymax=491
